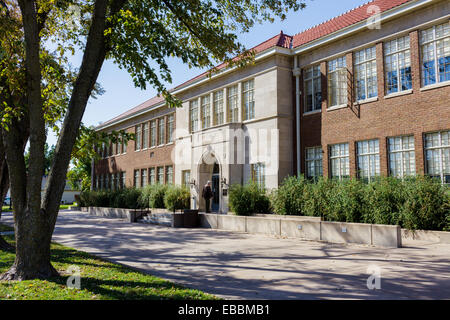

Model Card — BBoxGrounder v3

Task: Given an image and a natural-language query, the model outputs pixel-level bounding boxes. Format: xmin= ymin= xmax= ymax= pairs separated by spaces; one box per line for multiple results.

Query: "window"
xmin=329 ymin=143 xmax=350 ymax=180
xmin=304 ymin=65 xmax=322 ymax=112
xmin=158 ymin=117 xmax=165 ymax=145
xmin=425 ymin=131 xmax=450 ymax=184
xmin=117 ymin=139 xmax=122 ymax=155
xmin=94 ymin=176 xmax=98 ymax=190
xmin=166 ymin=166 xmax=173 ymax=185
xmin=112 ymin=142 xmax=116 ymax=155
xmin=112 ymin=173 xmax=117 ymax=190
xmin=121 ymin=171 xmax=126 ymax=189
xmin=134 ymin=169 xmax=139 ymax=188
xmin=99 ymin=175 xmax=103 ymax=190
xmin=135 ymin=125 xmax=141 ymax=151
xmin=142 ymin=122 xmax=149 ymax=149
xmin=157 ymin=167 xmax=164 ymax=184
xmin=328 ymin=56 xmax=347 ymax=107
xmin=385 ymin=35 xmax=412 ymax=94
xmin=306 ymin=147 xmax=323 ymax=179
xmin=388 ymin=135 xmax=416 ymax=178
xmin=243 ymin=79 xmax=255 ymax=120
xmin=251 ymin=163 xmax=265 ymax=188
xmin=355 ymin=46 xmax=377 ymax=101
xmin=167 ymin=114 xmax=174 ymax=143
xmin=105 ymin=174 xmax=109 ymax=190
xmin=189 ymin=100 xmax=199 ymax=132
xmin=421 ymin=22 xmax=450 ymax=86
xmin=182 ymin=170 xmax=191 ymax=187
xmin=213 ymin=90 xmax=224 ymax=125
xmin=150 ymin=120 xmax=156 ymax=147
xmin=356 ymin=139 xmax=380 ymax=183
xmin=227 ymin=85 xmax=239 ymax=122
xmin=201 ymin=95 xmax=211 ymax=129
xmin=123 ymin=137 xmax=127 ymax=153
xmin=149 ymin=168 xmax=156 ymax=185
xmin=141 ymin=169 xmax=147 ymax=188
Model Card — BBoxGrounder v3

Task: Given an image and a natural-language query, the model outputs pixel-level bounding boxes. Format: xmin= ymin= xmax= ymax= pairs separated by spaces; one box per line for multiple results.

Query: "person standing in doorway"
xmin=202 ymin=181 xmax=213 ymax=213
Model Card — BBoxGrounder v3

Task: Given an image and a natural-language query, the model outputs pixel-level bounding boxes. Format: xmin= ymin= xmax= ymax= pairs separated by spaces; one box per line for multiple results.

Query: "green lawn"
xmin=2 ymin=204 xmax=73 ymax=212
xmin=0 ymin=223 xmax=216 ymax=300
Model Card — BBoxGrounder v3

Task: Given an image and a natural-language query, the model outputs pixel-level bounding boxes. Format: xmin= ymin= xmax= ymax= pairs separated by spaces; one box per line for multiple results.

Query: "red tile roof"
xmin=98 ymin=0 xmax=415 ymax=129
xmin=97 ymin=31 xmax=292 ymax=129
xmin=292 ymin=0 xmax=412 ymax=48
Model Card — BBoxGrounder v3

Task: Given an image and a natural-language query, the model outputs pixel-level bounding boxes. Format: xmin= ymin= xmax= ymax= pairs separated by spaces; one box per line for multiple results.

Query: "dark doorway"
xmin=212 ymin=162 xmax=220 ymax=212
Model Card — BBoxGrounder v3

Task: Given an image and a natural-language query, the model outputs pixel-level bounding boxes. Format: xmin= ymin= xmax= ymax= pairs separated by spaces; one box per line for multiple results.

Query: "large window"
xmin=150 ymin=120 xmax=156 ymax=147
xmin=158 ymin=117 xmax=165 ymax=145
xmin=166 ymin=166 xmax=173 ymax=185
xmin=328 ymin=56 xmax=347 ymax=107
xmin=329 ymin=143 xmax=350 ymax=180
xmin=243 ymin=79 xmax=255 ymax=120
xmin=355 ymin=46 xmax=377 ymax=101
xmin=306 ymin=147 xmax=323 ymax=179
xmin=121 ymin=171 xmax=126 ymax=189
xmin=157 ymin=167 xmax=164 ymax=184
xmin=227 ymin=85 xmax=239 ymax=122
xmin=385 ymin=35 xmax=412 ymax=95
xmin=142 ymin=122 xmax=149 ymax=149
xmin=141 ymin=169 xmax=147 ymax=188
xmin=213 ymin=90 xmax=224 ymax=125
xmin=167 ymin=114 xmax=174 ymax=143
xmin=135 ymin=125 xmax=141 ymax=151
xmin=388 ymin=135 xmax=416 ymax=178
xmin=251 ymin=163 xmax=265 ymax=188
xmin=425 ymin=130 xmax=450 ymax=184
xmin=99 ymin=175 xmax=103 ymax=190
xmin=134 ymin=169 xmax=139 ymax=188
xmin=201 ymin=95 xmax=211 ymax=129
xmin=182 ymin=170 xmax=191 ymax=187
xmin=123 ymin=137 xmax=127 ymax=153
xmin=421 ymin=22 xmax=450 ymax=86
xmin=304 ymin=65 xmax=322 ymax=112
xmin=356 ymin=139 xmax=380 ymax=183
xmin=149 ymin=167 xmax=156 ymax=185
xmin=189 ymin=100 xmax=199 ymax=132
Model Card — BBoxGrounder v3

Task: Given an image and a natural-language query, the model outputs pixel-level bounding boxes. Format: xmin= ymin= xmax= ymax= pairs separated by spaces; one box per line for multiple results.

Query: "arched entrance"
xmin=198 ymin=151 xmax=220 ymax=213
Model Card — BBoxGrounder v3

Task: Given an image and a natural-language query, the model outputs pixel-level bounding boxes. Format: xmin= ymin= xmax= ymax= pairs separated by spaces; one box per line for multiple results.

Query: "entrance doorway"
xmin=211 ymin=162 xmax=220 ymax=212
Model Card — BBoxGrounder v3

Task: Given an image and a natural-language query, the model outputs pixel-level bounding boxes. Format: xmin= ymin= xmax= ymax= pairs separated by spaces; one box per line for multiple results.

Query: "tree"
xmin=0 ymin=0 xmax=306 ymax=280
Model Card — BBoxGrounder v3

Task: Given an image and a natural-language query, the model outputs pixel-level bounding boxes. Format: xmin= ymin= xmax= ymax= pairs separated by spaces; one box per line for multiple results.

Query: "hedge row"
xmin=231 ymin=176 xmax=450 ymax=231
xmin=79 ymin=184 xmax=190 ymax=212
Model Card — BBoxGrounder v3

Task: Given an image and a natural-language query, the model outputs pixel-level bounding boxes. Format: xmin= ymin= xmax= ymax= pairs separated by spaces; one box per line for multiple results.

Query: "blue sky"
xmin=46 ymin=0 xmax=368 ymax=146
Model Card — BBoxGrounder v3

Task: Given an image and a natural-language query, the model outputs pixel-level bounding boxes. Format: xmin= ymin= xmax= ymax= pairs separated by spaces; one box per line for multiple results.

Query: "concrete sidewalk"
xmin=1 ymin=211 xmax=449 ymax=299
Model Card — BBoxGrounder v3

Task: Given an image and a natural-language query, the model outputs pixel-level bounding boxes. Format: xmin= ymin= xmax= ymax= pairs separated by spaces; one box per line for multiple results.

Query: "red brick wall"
xmin=94 ymin=112 xmax=175 ymax=187
xmin=297 ymin=29 xmax=450 ymax=178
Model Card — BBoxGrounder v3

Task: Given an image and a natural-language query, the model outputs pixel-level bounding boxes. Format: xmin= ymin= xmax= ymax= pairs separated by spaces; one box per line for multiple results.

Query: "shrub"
xmin=400 ymin=176 xmax=449 ymax=230
xmin=112 ymin=188 xmax=142 ymax=209
xmin=148 ymin=184 xmax=168 ymax=208
xmin=362 ymin=177 xmax=405 ymax=225
xmin=271 ymin=176 xmax=308 ymax=215
xmin=229 ymin=182 xmax=270 ymax=216
xmin=164 ymin=185 xmax=190 ymax=212
xmin=302 ymin=177 xmax=336 ymax=219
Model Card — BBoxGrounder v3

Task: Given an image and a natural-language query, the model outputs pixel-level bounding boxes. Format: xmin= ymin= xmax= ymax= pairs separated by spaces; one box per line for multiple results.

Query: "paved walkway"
xmin=1 ymin=211 xmax=450 ymax=299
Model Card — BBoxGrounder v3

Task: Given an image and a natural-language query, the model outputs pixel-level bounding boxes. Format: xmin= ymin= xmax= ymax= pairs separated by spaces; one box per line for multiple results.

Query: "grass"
xmin=0 ymin=223 xmax=216 ymax=300
xmin=2 ymin=204 xmax=73 ymax=212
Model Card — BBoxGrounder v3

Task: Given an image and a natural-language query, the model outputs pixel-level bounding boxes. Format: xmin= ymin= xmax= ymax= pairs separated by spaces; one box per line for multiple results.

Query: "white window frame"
xmin=305 ymin=146 xmax=323 ymax=179
xmin=243 ymin=79 xmax=255 ymax=120
xmin=303 ymin=65 xmax=322 ymax=113
xmin=167 ymin=114 xmax=174 ymax=143
xmin=356 ymin=139 xmax=380 ymax=183
xmin=135 ymin=125 xmax=141 ymax=151
xmin=327 ymin=56 xmax=347 ymax=108
xmin=213 ymin=90 xmax=224 ymax=125
xmin=227 ymin=85 xmax=239 ymax=122
xmin=150 ymin=120 xmax=156 ymax=147
xmin=329 ymin=143 xmax=350 ymax=180
xmin=384 ymin=35 xmax=412 ymax=95
xmin=354 ymin=46 xmax=378 ymax=101
xmin=201 ymin=95 xmax=211 ymax=129
xmin=158 ymin=117 xmax=165 ymax=145
xmin=251 ymin=162 xmax=265 ymax=188
xmin=420 ymin=22 xmax=450 ymax=87
xmin=424 ymin=130 xmax=450 ymax=184
xmin=189 ymin=100 xmax=199 ymax=132
xmin=388 ymin=135 xmax=416 ymax=179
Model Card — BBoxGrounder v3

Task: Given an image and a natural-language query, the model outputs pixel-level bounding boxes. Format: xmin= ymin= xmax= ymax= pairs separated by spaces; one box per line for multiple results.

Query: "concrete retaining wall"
xmin=199 ymin=213 xmax=402 ymax=248
xmin=401 ymin=229 xmax=450 ymax=244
